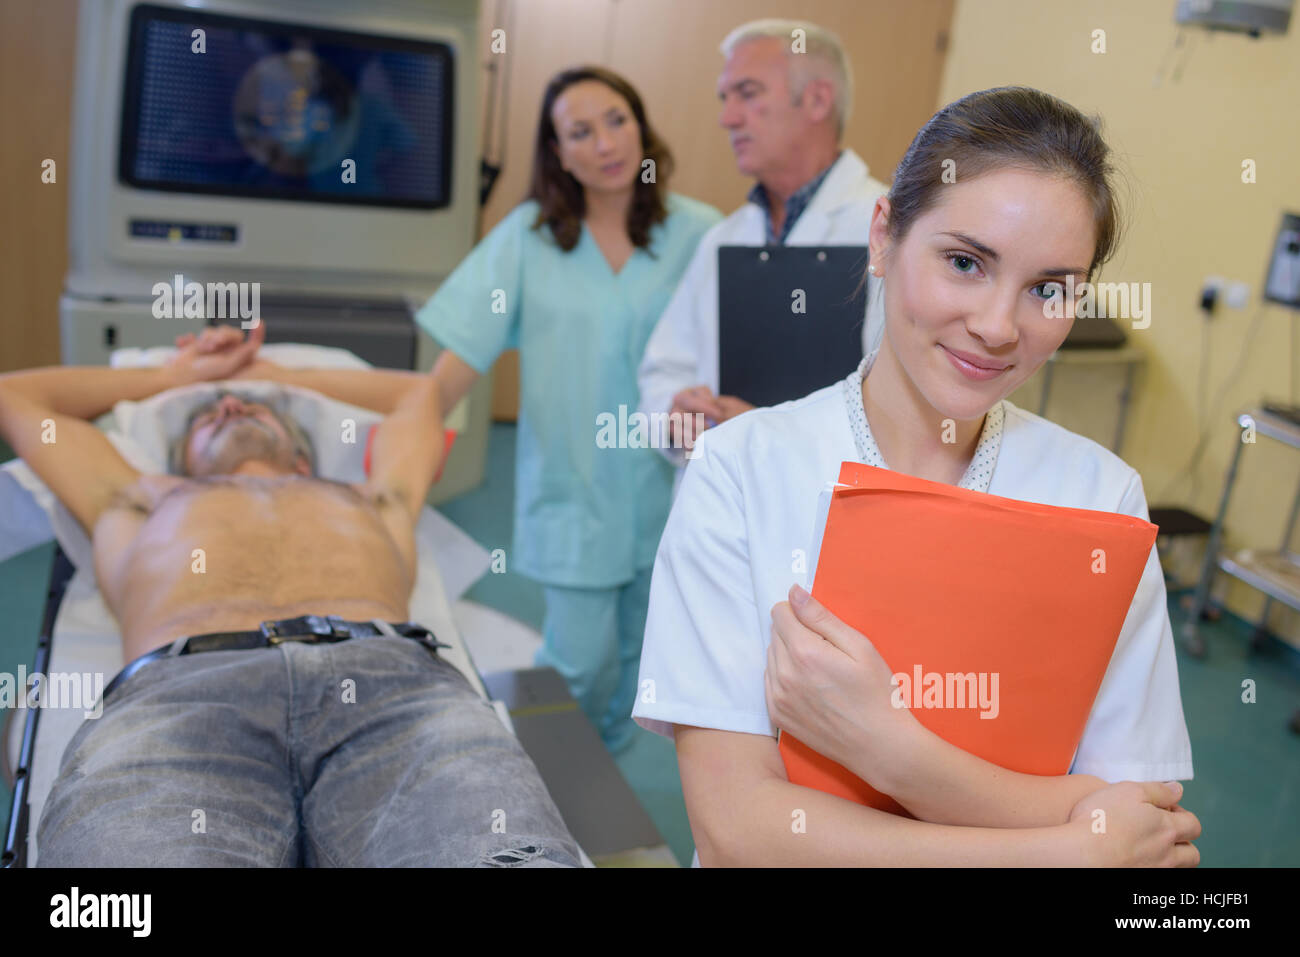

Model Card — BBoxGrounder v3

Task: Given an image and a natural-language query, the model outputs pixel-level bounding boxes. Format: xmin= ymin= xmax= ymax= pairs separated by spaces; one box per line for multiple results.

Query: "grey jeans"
xmin=36 ymin=634 xmax=583 ymax=867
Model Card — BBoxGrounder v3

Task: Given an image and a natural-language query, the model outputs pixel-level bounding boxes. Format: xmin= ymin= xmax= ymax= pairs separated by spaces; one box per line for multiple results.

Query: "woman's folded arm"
xmin=766 ymin=592 xmax=1110 ymax=830
xmin=675 ymin=725 xmax=1090 ymax=867
xmin=860 ymin=722 xmax=1108 ymax=828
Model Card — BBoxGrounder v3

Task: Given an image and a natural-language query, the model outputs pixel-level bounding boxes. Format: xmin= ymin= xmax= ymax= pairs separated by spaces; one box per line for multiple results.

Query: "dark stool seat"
xmin=1149 ymin=507 xmax=1213 ymax=537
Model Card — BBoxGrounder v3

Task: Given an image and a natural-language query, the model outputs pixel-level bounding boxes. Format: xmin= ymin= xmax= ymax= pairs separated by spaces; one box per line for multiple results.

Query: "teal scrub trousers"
xmin=535 ymin=566 xmax=654 ymax=754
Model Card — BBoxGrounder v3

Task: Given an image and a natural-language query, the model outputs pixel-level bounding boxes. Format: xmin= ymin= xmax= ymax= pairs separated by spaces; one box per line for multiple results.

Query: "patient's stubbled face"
xmin=871 ymin=167 xmax=1097 ymax=424
xmin=183 ymin=394 xmax=306 ymax=478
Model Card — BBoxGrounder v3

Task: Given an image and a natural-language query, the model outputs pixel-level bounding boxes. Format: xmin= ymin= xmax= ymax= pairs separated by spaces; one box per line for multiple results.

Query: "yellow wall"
xmin=942 ymin=1 xmax=1300 ymax=646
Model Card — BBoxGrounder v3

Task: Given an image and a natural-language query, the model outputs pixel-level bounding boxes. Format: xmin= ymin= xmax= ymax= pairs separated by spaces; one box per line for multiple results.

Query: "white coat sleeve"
xmin=632 ymin=429 xmax=776 ymax=739
xmin=1070 ymin=470 xmax=1195 ymax=782
xmin=637 ymin=236 xmax=715 ymax=465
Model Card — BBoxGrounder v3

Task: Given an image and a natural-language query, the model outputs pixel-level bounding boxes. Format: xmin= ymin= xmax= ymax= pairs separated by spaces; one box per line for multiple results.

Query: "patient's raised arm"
xmin=194 ymin=324 xmax=475 ymax=423
xmin=0 ymin=322 xmax=264 ymax=421
xmin=236 ymin=362 xmax=431 ymax=416
xmin=0 ymin=324 xmax=264 ymax=534
xmin=0 ymin=373 xmax=144 ymax=536
xmin=189 ymin=331 xmax=434 ymax=416
xmin=362 ymin=375 xmax=445 ymax=523
xmin=0 ymin=362 xmax=188 ymax=422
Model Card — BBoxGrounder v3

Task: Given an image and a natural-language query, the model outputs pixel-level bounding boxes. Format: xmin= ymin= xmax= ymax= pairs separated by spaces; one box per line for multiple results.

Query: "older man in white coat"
xmin=638 ymin=19 xmax=890 ymax=457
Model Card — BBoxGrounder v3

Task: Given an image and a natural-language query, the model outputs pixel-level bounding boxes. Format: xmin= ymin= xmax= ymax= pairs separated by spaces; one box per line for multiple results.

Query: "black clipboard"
xmin=718 ymin=245 xmax=869 ymax=409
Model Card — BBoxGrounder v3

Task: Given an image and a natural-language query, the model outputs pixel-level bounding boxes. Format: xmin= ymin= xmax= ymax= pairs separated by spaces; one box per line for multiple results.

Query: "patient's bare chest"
xmin=99 ymin=477 xmax=412 ymax=617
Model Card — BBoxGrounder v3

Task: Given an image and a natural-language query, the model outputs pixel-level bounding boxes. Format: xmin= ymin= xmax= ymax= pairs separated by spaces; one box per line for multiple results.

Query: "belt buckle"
xmin=261 ymin=615 xmax=350 ymax=645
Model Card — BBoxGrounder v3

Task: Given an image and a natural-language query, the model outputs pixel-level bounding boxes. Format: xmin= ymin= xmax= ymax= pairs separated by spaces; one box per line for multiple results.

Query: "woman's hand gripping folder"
xmin=778 ymin=462 xmax=1158 ymax=813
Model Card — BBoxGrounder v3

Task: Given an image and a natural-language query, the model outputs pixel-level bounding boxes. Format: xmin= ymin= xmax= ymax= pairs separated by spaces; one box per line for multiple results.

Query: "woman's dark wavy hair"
xmin=878 ymin=85 xmax=1124 ymax=285
xmin=527 ymin=66 xmax=673 ymax=253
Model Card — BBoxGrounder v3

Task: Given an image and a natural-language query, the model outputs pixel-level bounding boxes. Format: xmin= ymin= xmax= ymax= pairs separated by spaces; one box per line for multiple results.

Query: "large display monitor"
xmin=119 ymin=3 xmax=454 ymax=209
xmin=64 ymin=0 xmax=481 ymax=304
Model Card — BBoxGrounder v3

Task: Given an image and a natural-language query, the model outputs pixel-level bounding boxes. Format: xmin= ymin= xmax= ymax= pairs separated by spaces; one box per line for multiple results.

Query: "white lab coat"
xmin=633 ymin=382 xmax=1195 ymax=786
xmin=637 ymin=149 xmax=891 ymax=441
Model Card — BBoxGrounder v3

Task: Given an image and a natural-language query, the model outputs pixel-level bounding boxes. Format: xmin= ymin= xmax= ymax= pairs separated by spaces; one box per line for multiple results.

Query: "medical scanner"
xmin=59 ymin=0 xmax=491 ymax=504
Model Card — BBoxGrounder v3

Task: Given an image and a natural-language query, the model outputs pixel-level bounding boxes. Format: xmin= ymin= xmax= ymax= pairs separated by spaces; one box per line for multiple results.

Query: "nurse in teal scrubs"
xmin=416 ymin=66 xmax=722 ymax=753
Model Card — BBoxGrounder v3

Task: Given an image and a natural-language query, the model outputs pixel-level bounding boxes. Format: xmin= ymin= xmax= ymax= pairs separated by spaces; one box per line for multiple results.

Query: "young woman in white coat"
xmin=634 ymin=86 xmax=1201 ymax=866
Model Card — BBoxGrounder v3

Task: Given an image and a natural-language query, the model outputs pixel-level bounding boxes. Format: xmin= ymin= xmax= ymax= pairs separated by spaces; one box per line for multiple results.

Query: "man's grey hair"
xmin=167 ymin=388 xmax=316 ymax=476
xmin=720 ymin=19 xmax=853 ymax=139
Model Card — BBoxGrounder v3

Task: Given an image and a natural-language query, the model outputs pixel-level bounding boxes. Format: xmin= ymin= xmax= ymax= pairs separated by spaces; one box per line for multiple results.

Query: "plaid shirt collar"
xmin=746 ymin=150 xmax=842 ymax=245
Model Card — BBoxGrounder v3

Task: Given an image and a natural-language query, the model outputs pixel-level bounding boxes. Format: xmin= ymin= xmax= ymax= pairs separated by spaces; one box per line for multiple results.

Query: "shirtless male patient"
xmin=0 ymin=323 xmax=582 ymax=867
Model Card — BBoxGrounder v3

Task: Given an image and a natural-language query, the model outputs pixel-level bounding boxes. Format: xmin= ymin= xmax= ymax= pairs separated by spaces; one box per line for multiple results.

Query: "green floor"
xmin=3 ymin=428 xmax=1298 ymax=865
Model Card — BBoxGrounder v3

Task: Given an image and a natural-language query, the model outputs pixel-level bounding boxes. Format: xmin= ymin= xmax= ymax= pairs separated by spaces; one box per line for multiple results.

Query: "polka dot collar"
xmin=840 ymin=350 xmax=1005 ymax=493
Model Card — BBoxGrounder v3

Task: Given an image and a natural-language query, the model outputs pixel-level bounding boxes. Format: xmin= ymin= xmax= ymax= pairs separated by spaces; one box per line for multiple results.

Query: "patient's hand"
xmin=1069 ymin=780 xmax=1201 ymax=867
xmin=765 ymin=584 xmax=919 ymax=784
xmin=167 ymin=324 xmax=265 ymax=384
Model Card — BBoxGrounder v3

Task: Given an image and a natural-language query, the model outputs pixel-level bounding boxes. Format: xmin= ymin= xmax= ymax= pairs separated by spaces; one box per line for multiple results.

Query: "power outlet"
xmin=1225 ymin=281 xmax=1251 ymax=309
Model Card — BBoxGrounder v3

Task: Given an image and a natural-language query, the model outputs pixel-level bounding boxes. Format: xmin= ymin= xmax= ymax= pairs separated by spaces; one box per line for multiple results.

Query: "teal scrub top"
xmin=416 ymin=193 xmax=723 ymax=589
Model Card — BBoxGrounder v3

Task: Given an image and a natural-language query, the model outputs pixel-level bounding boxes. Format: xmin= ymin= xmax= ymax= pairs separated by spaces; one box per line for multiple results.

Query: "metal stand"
xmin=1184 ymin=409 xmax=1300 ymax=673
xmin=1037 ymin=346 xmax=1146 ymax=454
xmin=2 ymin=547 xmax=76 ymax=868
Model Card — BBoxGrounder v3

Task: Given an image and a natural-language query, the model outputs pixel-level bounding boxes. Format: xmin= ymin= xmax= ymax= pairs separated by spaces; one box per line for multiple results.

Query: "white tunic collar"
xmin=840 ymin=350 xmax=1005 ymax=493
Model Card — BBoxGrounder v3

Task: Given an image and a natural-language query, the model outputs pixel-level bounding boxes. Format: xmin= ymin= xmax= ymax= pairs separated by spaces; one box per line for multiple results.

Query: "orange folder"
xmin=778 ymin=462 xmax=1158 ymax=814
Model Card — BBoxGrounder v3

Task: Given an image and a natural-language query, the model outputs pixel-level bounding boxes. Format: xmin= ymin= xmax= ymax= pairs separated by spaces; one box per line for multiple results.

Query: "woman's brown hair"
xmin=527 ymin=66 xmax=674 ymax=254
xmin=879 ymin=85 xmax=1124 ymax=285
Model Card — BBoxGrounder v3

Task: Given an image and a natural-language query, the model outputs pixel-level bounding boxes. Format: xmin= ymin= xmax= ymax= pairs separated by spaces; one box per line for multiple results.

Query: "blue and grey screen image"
xmin=119 ymin=5 xmax=454 ymax=209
